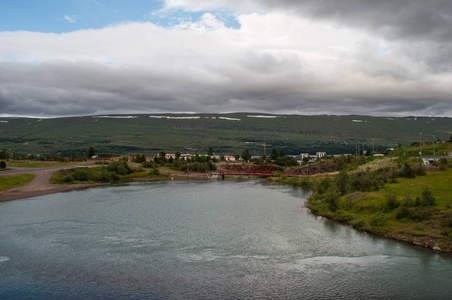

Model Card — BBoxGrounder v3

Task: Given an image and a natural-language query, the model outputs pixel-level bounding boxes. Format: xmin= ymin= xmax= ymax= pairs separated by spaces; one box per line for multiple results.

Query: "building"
xmin=316 ymin=152 xmax=326 ymax=159
xmin=421 ymin=156 xmax=444 ymax=165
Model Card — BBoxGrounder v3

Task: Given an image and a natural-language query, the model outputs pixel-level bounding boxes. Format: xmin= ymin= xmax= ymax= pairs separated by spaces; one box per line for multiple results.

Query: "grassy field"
xmin=1 ymin=114 xmax=450 ymax=156
xmin=5 ymin=161 xmax=68 ymax=168
xmin=0 ymin=174 xmax=35 ymax=191
xmin=306 ymin=166 xmax=452 ymax=251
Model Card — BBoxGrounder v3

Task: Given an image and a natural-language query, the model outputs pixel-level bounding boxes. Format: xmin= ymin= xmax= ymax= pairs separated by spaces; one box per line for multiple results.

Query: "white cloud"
xmin=0 ymin=6 xmax=451 ymax=117
xmin=64 ymin=15 xmax=79 ymax=23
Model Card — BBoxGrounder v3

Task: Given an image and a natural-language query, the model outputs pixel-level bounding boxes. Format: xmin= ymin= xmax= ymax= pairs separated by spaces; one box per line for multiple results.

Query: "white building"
xmin=316 ymin=152 xmax=327 ymax=159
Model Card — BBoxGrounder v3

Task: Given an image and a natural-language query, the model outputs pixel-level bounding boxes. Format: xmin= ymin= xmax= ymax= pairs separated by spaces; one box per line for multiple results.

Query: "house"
xmin=165 ymin=154 xmax=176 ymax=160
xmin=224 ymin=156 xmax=236 ymax=162
xmin=421 ymin=156 xmax=444 ymax=165
xmin=316 ymin=152 xmax=326 ymax=159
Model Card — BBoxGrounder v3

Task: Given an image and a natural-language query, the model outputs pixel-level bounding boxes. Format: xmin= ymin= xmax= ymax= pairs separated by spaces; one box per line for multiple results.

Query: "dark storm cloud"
xmin=263 ymin=0 xmax=452 ymax=42
xmin=1 ymin=59 xmax=450 ymax=117
xmin=264 ymin=0 xmax=452 ymax=72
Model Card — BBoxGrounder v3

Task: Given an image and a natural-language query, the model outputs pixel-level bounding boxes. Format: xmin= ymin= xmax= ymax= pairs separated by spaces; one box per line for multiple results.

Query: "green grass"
xmin=0 ymin=174 xmax=35 ymax=191
xmin=323 ymin=168 xmax=452 ymax=250
xmin=383 ymin=168 xmax=451 ymax=209
xmin=6 ymin=161 xmax=66 ymax=168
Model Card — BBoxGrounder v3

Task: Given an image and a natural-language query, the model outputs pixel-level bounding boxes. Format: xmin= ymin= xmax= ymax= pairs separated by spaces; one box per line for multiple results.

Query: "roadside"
xmin=0 ymin=162 xmax=105 ymax=202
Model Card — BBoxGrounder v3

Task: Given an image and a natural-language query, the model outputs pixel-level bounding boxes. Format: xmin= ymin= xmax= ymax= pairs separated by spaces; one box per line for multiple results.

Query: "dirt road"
xmin=0 ymin=166 xmax=105 ymax=202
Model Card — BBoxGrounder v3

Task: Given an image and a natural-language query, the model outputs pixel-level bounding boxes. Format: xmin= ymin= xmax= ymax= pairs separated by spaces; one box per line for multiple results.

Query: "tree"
xmin=0 ymin=161 xmax=6 ymax=169
xmin=335 ymin=170 xmax=349 ymax=195
xmin=86 ymin=146 xmax=95 ymax=158
xmin=0 ymin=151 xmax=8 ymax=159
xmin=241 ymin=149 xmax=251 ymax=162
xmin=208 ymin=147 xmax=213 ymax=156
xmin=415 ymin=187 xmax=436 ymax=207
xmin=279 ymin=149 xmax=285 ymax=157
xmin=159 ymin=151 xmax=166 ymax=163
xmin=270 ymin=148 xmax=278 ymax=161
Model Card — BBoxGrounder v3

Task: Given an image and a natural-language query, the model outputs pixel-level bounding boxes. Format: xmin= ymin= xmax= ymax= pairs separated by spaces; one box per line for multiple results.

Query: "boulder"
xmin=433 ymin=246 xmax=442 ymax=253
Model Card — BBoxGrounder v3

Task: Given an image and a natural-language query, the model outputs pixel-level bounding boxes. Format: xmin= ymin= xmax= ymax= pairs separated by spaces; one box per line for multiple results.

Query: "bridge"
xmin=218 ymin=164 xmax=309 ymax=177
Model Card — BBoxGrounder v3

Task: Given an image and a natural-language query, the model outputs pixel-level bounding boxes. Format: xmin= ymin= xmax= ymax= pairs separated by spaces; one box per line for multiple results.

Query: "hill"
xmin=0 ymin=113 xmax=450 ymax=156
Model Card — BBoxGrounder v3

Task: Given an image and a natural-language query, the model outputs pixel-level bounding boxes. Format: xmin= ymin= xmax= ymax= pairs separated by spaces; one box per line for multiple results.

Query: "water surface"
xmin=0 ymin=180 xmax=451 ymax=299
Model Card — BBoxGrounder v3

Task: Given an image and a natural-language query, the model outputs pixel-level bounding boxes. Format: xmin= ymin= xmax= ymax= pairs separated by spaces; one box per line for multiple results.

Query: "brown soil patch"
xmin=0 ymin=170 xmax=105 ymax=202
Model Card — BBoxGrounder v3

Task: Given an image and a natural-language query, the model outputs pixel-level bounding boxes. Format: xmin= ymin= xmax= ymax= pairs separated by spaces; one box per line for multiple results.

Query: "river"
xmin=0 ymin=180 xmax=451 ymax=299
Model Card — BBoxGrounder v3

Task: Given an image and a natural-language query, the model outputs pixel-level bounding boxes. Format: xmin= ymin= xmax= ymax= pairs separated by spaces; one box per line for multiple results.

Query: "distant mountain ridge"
xmin=0 ymin=113 xmax=450 ymax=156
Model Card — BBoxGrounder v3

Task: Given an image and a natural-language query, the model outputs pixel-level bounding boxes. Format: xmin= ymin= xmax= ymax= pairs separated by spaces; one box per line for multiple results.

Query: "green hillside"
xmin=0 ymin=113 xmax=450 ymax=156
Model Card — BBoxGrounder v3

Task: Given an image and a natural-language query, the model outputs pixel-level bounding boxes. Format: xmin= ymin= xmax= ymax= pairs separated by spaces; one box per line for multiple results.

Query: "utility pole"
xmin=420 ymin=132 xmax=422 ymax=156
xmin=433 ymin=135 xmax=435 ymax=156
xmin=372 ymin=139 xmax=375 ymax=156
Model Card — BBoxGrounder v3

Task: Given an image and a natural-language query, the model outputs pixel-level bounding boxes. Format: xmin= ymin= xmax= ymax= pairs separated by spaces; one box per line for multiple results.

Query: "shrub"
xmin=107 ymin=161 xmax=132 ymax=175
xmin=317 ymin=177 xmax=333 ymax=194
xmin=441 ymin=214 xmax=452 ymax=228
xmin=438 ymin=158 xmax=448 ymax=171
xmin=399 ymin=162 xmax=415 ymax=178
xmin=396 ymin=205 xmax=411 ymax=219
xmin=441 ymin=228 xmax=452 ymax=238
xmin=149 ymin=168 xmax=160 ymax=176
xmin=62 ymin=174 xmax=74 ymax=183
xmin=407 ymin=207 xmax=434 ymax=221
xmin=335 ymin=170 xmax=349 ymax=195
xmin=370 ymin=214 xmax=387 ymax=229
xmin=0 ymin=161 xmax=6 ymax=169
xmin=384 ymin=192 xmax=400 ymax=212
xmin=415 ymin=163 xmax=426 ymax=176
xmin=414 ymin=187 xmax=436 ymax=207
xmin=72 ymin=168 xmax=91 ymax=181
xmin=402 ymin=192 xmax=415 ymax=207
xmin=324 ymin=188 xmax=341 ymax=212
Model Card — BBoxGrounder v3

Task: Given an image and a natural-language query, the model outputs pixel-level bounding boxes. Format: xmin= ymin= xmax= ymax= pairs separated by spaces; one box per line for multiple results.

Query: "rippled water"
xmin=0 ymin=180 xmax=451 ymax=299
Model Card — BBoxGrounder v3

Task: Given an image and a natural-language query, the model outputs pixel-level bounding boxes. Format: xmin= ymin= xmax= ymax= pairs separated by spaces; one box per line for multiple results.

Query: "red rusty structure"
xmin=219 ymin=164 xmax=276 ymax=176
xmin=218 ymin=164 xmax=311 ymax=177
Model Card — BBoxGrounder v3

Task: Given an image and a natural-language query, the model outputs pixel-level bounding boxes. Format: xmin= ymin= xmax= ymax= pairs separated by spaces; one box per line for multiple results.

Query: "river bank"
xmin=0 ymin=166 xmax=219 ymax=202
xmin=270 ymin=167 xmax=452 ymax=253
xmin=0 ymin=169 xmax=108 ymax=202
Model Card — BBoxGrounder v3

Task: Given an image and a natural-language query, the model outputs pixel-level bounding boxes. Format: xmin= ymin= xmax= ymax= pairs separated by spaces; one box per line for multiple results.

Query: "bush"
xmin=396 ymin=205 xmax=411 ymax=219
xmin=370 ymin=214 xmax=387 ymax=229
xmin=62 ymin=174 xmax=74 ymax=183
xmin=107 ymin=161 xmax=132 ymax=175
xmin=324 ymin=188 xmax=341 ymax=212
xmin=399 ymin=162 xmax=415 ymax=178
xmin=438 ymin=158 xmax=448 ymax=171
xmin=414 ymin=187 xmax=436 ymax=207
xmin=384 ymin=192 xmax=400 ymax=212
xmin=317 ymin=177 xmax=333 ymax=194
xmin=407 ymin=207 xmax=434 ymax=221
xmin=0 ymin=161 xmax=6 ymax=169
xmin=72 ymin=168 xmax=91 ymax=181
xmin=149 ymin=168 xmax=160 ymax=176
xmin=415 ymin=163 xmax=426 ymax=176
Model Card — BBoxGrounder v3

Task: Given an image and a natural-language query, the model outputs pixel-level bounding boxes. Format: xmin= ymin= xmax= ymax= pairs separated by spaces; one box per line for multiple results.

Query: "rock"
xmin=433 ymin=246 xmax=442 ymax=252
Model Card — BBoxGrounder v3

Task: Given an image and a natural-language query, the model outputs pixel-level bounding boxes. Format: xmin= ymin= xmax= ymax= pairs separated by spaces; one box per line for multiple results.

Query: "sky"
xmin=1 ymin=0 xmax=451 ymax=117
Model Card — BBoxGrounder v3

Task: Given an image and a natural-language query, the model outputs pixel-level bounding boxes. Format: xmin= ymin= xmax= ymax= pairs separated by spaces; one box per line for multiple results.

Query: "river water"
xmin=0 ymin=180 xmax=451 ymax=299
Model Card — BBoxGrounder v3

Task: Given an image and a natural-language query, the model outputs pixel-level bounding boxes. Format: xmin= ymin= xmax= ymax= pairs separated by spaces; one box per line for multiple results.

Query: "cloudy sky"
xmin=1 ymin=0 xmax=451 ymax=117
